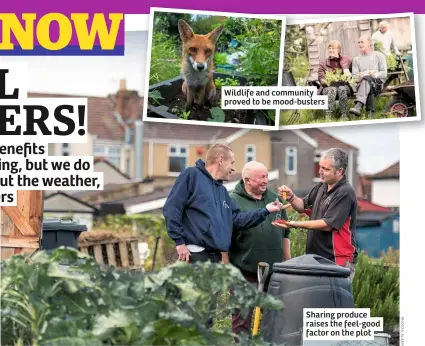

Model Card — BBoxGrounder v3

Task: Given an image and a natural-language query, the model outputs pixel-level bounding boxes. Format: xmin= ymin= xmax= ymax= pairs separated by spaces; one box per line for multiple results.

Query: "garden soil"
xmin=167 ymin=89 xmax=248 ymax=123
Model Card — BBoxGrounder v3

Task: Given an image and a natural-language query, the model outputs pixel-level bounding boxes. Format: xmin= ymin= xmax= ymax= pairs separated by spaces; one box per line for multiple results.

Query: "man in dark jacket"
xmin=225 ymin=161 xmax=291 ymax=338
xmin=163 ymin=144 xmax=284 ymax=265
xmin=163 ymin=145 xmax=283 ymax=329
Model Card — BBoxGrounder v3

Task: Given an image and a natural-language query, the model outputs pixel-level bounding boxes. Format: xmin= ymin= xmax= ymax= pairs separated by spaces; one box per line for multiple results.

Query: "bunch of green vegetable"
xmin=386 ymin=54 xmax=398 ymax=71
xmin=374 ymin=41 xmax=384 ymax=54
xmin=324 ymin=69 xmax=355 ymax=89
xmin=215 ymin=77 xmax=240 ymax=88
xmin=214 ymin=53 xmax=228 ymax=65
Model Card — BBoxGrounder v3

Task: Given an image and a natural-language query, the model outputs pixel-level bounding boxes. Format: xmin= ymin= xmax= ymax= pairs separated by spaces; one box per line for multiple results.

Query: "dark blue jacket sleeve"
xmin=163 ymin=169 xmax=191 ymax=246
xmin=231 ymin=199 xmax=270 ymax=231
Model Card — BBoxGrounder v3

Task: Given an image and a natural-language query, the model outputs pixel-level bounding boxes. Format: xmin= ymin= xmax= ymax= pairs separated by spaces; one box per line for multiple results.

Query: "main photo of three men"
xmin=162 ymin=143 xmax=357 ymax=338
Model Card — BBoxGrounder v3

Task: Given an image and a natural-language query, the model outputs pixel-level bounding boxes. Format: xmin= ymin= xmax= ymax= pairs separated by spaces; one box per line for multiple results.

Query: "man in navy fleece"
xmin=163 ymin=143 xmax=283 ymax=265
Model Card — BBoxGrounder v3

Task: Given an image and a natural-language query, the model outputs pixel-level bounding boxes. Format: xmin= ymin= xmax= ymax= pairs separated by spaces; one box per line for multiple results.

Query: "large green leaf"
xmin=92 ymin=310 xmax=133 ymax=337
xmin=208 ymin=107 xmax=226 ymax=122
xmin=1 ymin=248 xmax=284 ymax=346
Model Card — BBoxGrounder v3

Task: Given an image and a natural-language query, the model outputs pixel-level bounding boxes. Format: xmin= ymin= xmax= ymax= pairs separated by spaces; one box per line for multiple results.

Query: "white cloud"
xmin=322 ymin=122 xmax=400 ymax=175
xmin=0 ymin=31 xmax=149 ymax=97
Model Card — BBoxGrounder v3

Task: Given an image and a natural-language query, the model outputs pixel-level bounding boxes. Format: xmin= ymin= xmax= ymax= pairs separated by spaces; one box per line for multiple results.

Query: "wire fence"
xmin=302 ymin=334 xmax=394 ymax=346
xmin=335 ymin=341 xmax=387 ymax=346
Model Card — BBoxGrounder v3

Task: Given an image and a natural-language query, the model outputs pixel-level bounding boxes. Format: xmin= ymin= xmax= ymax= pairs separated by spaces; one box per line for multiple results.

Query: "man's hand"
xmin=278 ymin=185 xmax=294 ymax=200
xmin=368 ymin=69 xmax=377 ymax=77
xmin=358 ymin=72 xmax=365 ymax=79
xmin=272 ymin=219 xmax=292 ymax=229
xmin=273 ymin=219 xmax=333 ymax=231
xmin=176 ymin=244 xmax=191 ymax=262
xmin=266 ymin=199 xmax=284 ymax=213
xmin=221 ymin=252 xmax=230 ymax=264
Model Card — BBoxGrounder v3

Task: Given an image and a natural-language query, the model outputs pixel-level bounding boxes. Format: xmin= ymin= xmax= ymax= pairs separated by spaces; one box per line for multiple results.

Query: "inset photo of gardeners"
xmin=280 ymin=13 xmax=420 ymax=129
xmin=143 ymin=7 xmax=286 ymax=130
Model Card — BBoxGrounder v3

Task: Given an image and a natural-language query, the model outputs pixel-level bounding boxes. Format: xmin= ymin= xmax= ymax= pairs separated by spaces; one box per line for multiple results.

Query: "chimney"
xmin=115 ymin=80 xmax=142 ymax=122
xmin=115 ymin=80 xmax=126 ymax=119
xmin=120 ymin=79 xmax=126 ymax=90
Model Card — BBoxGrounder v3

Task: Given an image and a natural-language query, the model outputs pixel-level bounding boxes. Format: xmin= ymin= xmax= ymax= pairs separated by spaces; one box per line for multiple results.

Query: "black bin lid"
xmin=42 ymin=218 xmax=88 ymax=232
xmin=272 ymin=254 xmax=351 ymax=278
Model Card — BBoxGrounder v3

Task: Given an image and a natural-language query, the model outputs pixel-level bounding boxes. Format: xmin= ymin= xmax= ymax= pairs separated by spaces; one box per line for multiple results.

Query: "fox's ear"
xmin=178 ymin=19 xmax=194 ymax=42
xmin=207 ymin=25 xmax=224 ymax=44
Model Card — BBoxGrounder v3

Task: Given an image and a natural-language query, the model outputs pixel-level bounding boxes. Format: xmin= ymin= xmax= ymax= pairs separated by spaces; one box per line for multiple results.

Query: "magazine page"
xmin=1 ymin=3 xmax=423 ymax=346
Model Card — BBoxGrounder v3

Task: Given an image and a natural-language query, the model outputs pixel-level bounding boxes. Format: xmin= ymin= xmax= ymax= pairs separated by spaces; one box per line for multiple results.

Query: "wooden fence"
xmin=1 ymin=191 xmax=44 ymax=261
xmin=307 ymin=20 xmax=371 ymax=82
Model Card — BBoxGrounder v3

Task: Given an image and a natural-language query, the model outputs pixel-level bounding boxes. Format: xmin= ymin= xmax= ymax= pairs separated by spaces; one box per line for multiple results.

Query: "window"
xmin=245 ymin=144 xmax=256 ymax=163
xmin=126 ymin=157 xmax=131 ymax=176
xmin=393 ymin=219 xmax=400 ymax=233
xmin=93 ymin=145 xmax=121 ymax=168
xmin=61 ymin=143 xmax=70 ymax=156
xmin=285 ymin=147 xmax=297 ymax=175
xmin=313 ymin=150 xmax=322 ymax=181
xmin=169 ymin=145 xmax=188 ymax=174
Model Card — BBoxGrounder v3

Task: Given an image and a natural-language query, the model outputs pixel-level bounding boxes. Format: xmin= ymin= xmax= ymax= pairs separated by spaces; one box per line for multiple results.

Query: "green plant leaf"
xmin=148 ymin=90 xmax=164 ymax=100
xmin=208 ymin=107 xmax=226 ymax=122
xmin=40 ymin=337 xmax=103 ymax=346
xmin=92 ymin=310 xmax=133 ymax=337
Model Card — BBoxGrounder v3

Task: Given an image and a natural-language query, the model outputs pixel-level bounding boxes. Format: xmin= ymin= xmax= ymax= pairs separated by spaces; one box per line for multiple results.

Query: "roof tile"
xmin=302 ymin=128 xmax=358 ymax=150
xmin=367 ymin=161 xmax=399 ymax=179
xmin=28 ymin=92 xmax=241 ymax=142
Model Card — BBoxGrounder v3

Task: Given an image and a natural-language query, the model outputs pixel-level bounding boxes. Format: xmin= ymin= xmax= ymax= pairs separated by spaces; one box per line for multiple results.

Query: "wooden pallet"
xmin=78 ymin=237 xmax=144 ymax=269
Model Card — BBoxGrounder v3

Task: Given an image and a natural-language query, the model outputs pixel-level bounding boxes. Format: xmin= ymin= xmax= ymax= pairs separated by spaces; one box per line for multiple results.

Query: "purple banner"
xmin=4 ymin=0 xmax=425 ymax=14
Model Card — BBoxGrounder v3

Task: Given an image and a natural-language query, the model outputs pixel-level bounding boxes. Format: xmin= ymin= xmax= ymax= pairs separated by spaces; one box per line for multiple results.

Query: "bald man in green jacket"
xmin=225 ymin=161 xmax=291 ymax=339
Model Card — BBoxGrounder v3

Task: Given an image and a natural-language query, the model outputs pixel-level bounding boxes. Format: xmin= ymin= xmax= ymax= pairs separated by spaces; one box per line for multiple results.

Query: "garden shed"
xmin=0 ymin=191 xmax=44 ymax=260
xmin=355 ymin=211 xmax=399 ymax=258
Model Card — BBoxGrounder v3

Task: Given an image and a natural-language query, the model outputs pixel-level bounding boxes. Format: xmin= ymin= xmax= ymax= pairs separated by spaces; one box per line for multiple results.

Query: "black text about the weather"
xmin=25 ymin=158 xmax=90 ymax=171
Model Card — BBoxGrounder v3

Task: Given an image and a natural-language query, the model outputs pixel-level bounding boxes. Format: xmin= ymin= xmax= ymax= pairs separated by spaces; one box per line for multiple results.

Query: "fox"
xmin=178 ymin=19 xmax=224 ymax=111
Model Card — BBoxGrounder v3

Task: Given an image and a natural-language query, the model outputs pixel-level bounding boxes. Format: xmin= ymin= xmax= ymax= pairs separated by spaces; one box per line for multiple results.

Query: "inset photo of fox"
xmin=143 ymin=8 xmax=286 ymax=130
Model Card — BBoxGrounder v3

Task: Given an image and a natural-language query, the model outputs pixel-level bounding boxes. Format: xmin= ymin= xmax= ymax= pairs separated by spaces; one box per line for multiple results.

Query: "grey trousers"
xmin=355 ymin=79 xmax=378 ymax=111
xmin=355 ymin=79 xmax=371 ymax=105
